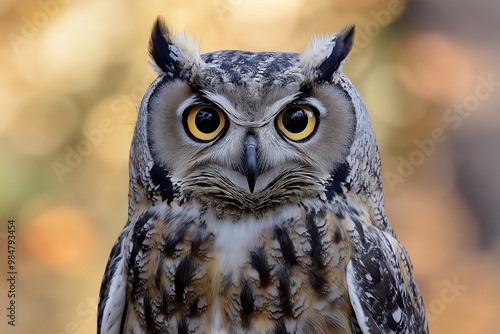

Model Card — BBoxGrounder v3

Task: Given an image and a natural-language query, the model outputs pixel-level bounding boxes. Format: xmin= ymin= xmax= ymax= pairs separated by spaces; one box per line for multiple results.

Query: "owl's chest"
xmin=134 ymin=204 xmax=355 ymax=333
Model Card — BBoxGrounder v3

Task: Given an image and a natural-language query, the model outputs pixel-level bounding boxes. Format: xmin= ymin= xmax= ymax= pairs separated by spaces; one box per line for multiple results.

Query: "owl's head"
xmin=130 ymin=18 xmax=385 ymax=224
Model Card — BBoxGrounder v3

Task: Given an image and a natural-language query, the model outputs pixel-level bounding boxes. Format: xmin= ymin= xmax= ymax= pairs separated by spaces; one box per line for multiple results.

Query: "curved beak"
xmin=244 ymin=134 xmax=258 ymax=193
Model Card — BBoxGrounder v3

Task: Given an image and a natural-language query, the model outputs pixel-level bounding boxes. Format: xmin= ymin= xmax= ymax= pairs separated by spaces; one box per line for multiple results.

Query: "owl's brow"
xmin=260 ymin=92 xmax=314 ymax=118
xmin=196 ymin=90 xmax=316 ymax=128
xmin=231 ymin=91 xmax=313 ymax=128
xmin=192 ymin=90 xmax=270 ymax=127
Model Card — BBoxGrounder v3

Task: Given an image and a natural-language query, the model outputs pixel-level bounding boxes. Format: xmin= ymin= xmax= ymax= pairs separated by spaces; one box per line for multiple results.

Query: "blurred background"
xmin=0 ymin=0 xmax=499 ymax=333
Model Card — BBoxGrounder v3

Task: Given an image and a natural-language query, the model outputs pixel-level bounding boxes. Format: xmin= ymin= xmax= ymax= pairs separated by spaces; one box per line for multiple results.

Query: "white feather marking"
xmin=173 ymin=32 xmax=203 ymax=68
xmin=210 ymin=216 xmax=262 ymax=276
xmin=210 ymin=300 xmax=225 ymax=334
xmin=101 ymin=255 xmax=126 ymax=334
xmin=175 ymin=96 xmax=199 ymax=117
xmin=346 ymin=261 xmax=371 ymax=334
xmin=299 ymin=34 xmax=336 ymax=69
xmin=392 ymin=308 xmax=402 ymax=323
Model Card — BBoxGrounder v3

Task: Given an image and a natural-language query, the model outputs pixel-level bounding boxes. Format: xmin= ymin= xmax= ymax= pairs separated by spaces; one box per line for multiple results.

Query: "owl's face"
xmin=142 ymin=21 xmax=363 ymax=212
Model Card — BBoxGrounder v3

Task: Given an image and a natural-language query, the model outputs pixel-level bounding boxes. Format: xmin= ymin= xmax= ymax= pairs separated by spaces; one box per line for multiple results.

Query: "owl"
xmin=97 ymin=18 xmax=428 ymax=334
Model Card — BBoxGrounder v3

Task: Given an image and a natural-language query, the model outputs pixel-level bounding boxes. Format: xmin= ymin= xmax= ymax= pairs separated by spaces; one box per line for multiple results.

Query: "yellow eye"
xmin=184 ymin=106 xmax=227 ymax=142
xmin=276 ymin=105 xmax=318 ymax=142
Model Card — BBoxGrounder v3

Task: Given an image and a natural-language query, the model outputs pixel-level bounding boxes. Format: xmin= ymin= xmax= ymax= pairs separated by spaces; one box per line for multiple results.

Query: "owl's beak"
xmin=244 ymin=134 xmax=258 ymax=193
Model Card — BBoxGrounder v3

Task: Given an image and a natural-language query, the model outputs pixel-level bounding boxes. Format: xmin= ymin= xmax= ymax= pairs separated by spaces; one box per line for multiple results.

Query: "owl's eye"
xmin=184 ymin=106 xmax=227 ymax=142
xmin=276 ymin=105 xmax=318 ymax=142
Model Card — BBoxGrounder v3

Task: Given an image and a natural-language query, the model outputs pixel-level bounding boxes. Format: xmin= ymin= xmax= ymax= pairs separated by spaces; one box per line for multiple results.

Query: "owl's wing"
xmin=346 ymin=223 xmax=428 ymax=334
xmin=97 ymin=230 xmax=128 ymax=334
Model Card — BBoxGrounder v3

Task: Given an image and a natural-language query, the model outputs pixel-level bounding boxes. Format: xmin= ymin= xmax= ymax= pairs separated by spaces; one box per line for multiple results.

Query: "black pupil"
xmin=195 ymin=108 xmax=220 ymax=134
xmin=282 ymin=107 xmax=309 ymax=133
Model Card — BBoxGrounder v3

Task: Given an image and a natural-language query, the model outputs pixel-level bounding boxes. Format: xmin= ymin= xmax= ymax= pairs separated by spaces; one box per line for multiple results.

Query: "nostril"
xmin=245 ymin=134 xmax=257 ymax=152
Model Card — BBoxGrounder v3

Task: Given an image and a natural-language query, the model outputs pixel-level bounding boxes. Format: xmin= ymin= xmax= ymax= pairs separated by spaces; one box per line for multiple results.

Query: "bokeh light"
xmin=24 ymin=205 xmax=95 ymax=269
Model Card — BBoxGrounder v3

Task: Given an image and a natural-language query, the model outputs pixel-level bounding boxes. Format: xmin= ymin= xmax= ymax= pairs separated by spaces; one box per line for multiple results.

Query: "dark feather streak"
xmin=275 ymin=227 xmax=297 ymax=265
xmin=175 ymin=255 xmax=194 ymax=303
xmin=272 ymin=320 xmax=288 ymax=334
xmin=325 ymin=162 xmax=351 ymax=199
xmin=277 ymin=269 xmax=293 ymax=318
xmin=250 ymin=248 xmax=271 ymax=287
xmin=144 ymin=294 xmax=157 ymax=333
xmin=177 ymin=315 xmax=189 ymax=334
xmin=149 ymin=17 xmax=182 ymax=76
xmin=150 ymin=164 xmax=176 ymax=203
xmin=317 ymin=25 xmax=355 ymax=82
xmin=240 ymin=281 xmax=255 ymax=325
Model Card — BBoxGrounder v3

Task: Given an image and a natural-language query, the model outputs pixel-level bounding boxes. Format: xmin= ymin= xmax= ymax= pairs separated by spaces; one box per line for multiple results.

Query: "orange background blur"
xmin=1 ymin=0 xmax=499 ymax=333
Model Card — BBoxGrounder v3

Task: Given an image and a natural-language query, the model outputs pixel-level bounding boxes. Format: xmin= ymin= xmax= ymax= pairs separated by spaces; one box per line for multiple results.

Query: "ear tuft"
xmin=149 ymin=18 xmax=178 ymax=75
xmin=148 ymin=17 xmax=203 ymax=77
xmin=300 ymin=25 xmax=355 ymax=82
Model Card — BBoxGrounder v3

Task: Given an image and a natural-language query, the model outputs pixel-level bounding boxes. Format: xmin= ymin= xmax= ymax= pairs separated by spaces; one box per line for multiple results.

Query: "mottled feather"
xmin=98 ymin=17 xmax=428 ymax=334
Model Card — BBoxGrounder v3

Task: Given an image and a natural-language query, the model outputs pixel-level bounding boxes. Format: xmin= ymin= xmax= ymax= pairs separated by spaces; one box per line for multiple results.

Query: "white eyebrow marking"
xmin=200 ymin=91 xmax=310 ymax=128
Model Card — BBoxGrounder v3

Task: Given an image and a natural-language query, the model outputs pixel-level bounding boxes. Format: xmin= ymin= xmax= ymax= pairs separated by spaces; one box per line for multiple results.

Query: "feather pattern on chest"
xmin=111 ymin=197 xmax=361 ymax=333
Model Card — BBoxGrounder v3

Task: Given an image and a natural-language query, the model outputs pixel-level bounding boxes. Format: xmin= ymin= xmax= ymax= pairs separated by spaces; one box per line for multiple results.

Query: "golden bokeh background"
xmin=1 ymin=0 xmax=499 ymax=333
